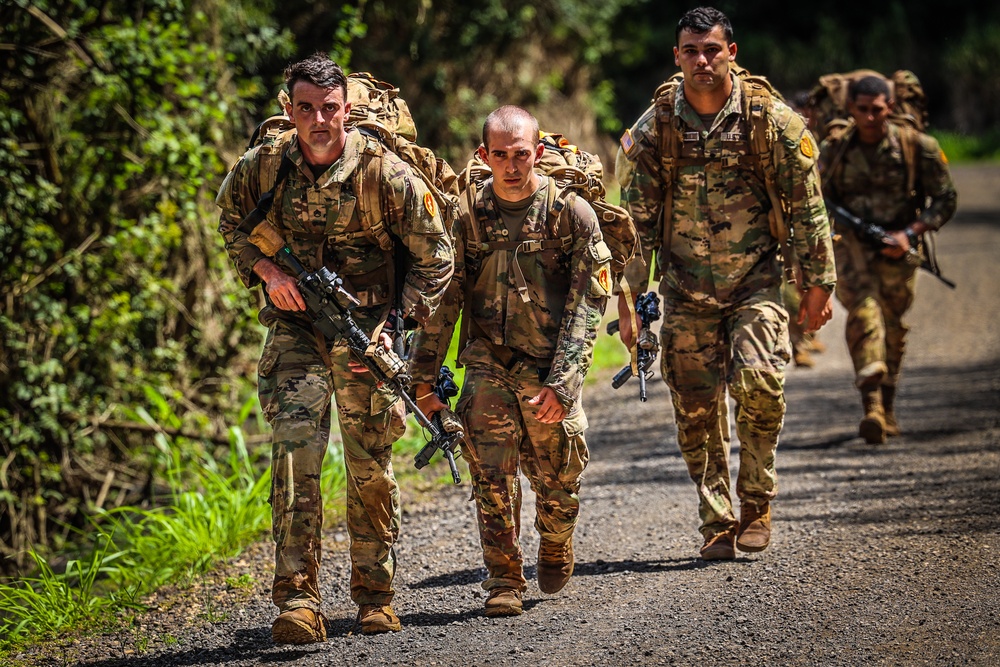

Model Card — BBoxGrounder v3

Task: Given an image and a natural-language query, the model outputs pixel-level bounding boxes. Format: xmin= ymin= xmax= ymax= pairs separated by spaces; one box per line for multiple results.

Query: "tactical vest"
xmin=651 ymin=75 xmax=791 ymax=276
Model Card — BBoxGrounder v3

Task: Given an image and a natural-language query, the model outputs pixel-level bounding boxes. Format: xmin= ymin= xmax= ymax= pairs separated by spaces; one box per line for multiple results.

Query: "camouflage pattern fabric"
xmin=617 ymin=73 xmax=835 ymax=537
xmin=217 ymin=128 xmax=453 ymax=612
xmin=659 ymin=290 xmax=790 ymax=537
xmin=819 ymin=122 xmax=956 ymax=388
xmin=457 ymin=356 xmax=589 ymax=592
xmin=410 ymin=177 xmax=609 ymax=591
xmin=617 ymin=74 xmax=837 ymax=302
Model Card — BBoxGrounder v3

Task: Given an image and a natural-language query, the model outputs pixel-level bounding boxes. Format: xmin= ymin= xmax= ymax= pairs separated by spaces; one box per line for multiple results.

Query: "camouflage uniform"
xmin=819 ymin=122 xmax=956 ymax=389
xmin=410 ymin=178 xmax=610 ymax=592
xmin=617 ymin=74 xmax=837 ymax=539
xmin=217 ymin=129 xmax=453 ymax=612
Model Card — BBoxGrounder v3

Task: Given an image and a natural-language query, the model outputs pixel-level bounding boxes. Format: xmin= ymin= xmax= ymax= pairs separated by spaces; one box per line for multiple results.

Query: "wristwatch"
xmin=904 ymin=227 xmax=920 ymax=250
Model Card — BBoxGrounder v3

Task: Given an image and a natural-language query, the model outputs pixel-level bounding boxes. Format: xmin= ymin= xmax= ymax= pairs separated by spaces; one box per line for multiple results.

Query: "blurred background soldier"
xmin=819 ymin=75 xmax=957 ymax=444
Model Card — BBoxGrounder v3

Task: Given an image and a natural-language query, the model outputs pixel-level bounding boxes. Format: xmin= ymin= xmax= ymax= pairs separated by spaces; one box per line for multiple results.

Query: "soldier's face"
xmin=848 ymin=93 xmax=893 ymax=144
xmin=286 ymin=82 xmax=351 ymax=166
xmin=674 ymin=26 xmax=736 ymax=95
xmin=479 ymin=124 xmax=544 ymax=202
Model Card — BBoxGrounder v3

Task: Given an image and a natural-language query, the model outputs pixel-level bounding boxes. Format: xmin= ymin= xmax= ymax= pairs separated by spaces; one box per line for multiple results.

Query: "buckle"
xmin=520 ymin=239 xmax=544 ymax=253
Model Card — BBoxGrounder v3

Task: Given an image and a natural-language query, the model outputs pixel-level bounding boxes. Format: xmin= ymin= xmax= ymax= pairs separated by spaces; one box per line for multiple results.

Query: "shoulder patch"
xmin=620 ymin=128 xmax=635 ymax=154
xmin=423 ymin=191 xmax=437 ymax=217
xmin=939 ymin=149 xmax=949 ymax=165
xmin=597 ymin=266 xmax=612 ymax=293
xmin=800 ymin=134 xmax=815 ymax=159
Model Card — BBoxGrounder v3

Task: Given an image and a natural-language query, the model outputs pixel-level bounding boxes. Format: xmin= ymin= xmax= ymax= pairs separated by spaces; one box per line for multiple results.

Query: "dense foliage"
xmin=0 ymin=0 xmax=293 ymax=573
xmin=2 ymin=0 xmax=999 ymax=578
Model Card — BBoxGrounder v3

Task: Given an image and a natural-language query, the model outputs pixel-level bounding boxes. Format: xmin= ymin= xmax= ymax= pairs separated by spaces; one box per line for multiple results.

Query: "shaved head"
xmin=482 ymin=105 xmax=539 ymax=150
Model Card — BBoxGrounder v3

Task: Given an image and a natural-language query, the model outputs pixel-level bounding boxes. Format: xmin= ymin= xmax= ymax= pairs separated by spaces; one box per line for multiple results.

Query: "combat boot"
xmin=537 ymin=537 xmax=574 ymax=593
xmin=882 ymin=385 xmax=900 ymax=437
xmin=736 ymin=503 xmax=771 ymax=553
xmin=484 ymin=587 xmax=523 ymax=617
xmin=357 ymin=604 xmax=401 ymax=634
xmin=859 ymin=387 xmax=887 ymax=444
xmin=700 ymin=528 xmax=736 ymax=560
xmin=792 ymin=345 xmax=815 ymax=368
xmin=271 ymin=608 xmax=327 ymax=644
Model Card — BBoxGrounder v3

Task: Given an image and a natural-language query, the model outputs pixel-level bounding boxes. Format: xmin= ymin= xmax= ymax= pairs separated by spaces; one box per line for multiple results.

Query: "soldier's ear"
xmin=728 ymin=41 xmax=737 ymax=62
xmin=533 ymin=142 xmax=545 ymax=165
xmin=477 ymin=144 xmax=489 ymax=163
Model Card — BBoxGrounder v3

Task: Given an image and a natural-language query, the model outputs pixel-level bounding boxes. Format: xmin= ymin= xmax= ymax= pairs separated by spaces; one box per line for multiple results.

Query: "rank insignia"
xmin=620 ymin=128 xmax=635 ymax=154
xmin=799 ymin=135 xmax=814 ymax=158
xmin=597 ymin=266 xmax=612 ymax=293
xmin=423 ymin=192 xmax=437 ymax=217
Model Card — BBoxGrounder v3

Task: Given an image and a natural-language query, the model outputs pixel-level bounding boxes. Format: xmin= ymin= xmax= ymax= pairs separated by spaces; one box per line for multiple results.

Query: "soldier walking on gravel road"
xmin=615 ymin=7 xmax=837 ymax=561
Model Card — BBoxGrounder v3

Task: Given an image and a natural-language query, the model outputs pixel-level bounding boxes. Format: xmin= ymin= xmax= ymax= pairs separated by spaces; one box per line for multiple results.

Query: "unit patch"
xmin=423 ymin=192 xmax=437 ymax=217
xmin=799 ymin=135 xmax=814 ymax=158
xmin=597 ymin=266 xmax=612 ymax=293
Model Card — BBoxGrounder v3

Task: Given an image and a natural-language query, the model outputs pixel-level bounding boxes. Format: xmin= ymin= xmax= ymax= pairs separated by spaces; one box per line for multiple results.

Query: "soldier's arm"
xmin=546 ymin=199 xmax=612 ymax=410
xmin=913 ymin=133 xmax=958 ymax=232
xmin=774 ymin=104 xmax=837 ymax=292
xmin=216 ymin=151 xmax=270 ymax=289
xmin=616 ymin=105 xmax=663 ymax=297
xmin=383 ymin=153 xmax=455 ymax=328
xmin=407 ymin=210 xmax=466 ymax=389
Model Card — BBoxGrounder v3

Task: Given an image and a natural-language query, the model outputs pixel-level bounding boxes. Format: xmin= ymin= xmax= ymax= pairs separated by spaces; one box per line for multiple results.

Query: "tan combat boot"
xmin=537 ymin=537 xmax=575 ymax=593
xmin=271 ymin=608 xmax=327 ymax=644
xmin=859 ymin=387 xmax=887 ymax=444
xmin=484 ymin=587 xmax=523 ymax=617
xmin=881 ymin=385 xmax=900 ymax=437
xmin=736 ymin=503 xmax=771 ymax=553
xmin=700 ymin=527 xmax=736 ymax=560
xmin=357 ymin=604 xmax=401 ymax=634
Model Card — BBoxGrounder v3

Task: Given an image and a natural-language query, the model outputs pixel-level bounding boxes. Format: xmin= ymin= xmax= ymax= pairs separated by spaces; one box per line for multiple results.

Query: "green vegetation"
xmin=932 ymin=131 xmax=1000 ymax=164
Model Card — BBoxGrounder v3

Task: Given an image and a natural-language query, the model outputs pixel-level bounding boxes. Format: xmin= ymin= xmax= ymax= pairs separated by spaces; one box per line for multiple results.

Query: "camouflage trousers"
xmin=834 ymin=230 xmax=918 ymax=389
xmin=456 ymin=350 xmax=589 ymax=592
xmin=659 ymin=289 xmax=790 ymax=538
xmin=257 ymin=317 xmax=405 ymax=612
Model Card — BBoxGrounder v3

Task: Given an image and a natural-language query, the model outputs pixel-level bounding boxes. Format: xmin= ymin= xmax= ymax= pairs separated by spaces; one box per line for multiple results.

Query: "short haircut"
xmin=482 ymin=105 xmax=540 ymax=150
xmin=283 ymin=52 xmax=348 ymax=101
xmin=676 ymin=6 xmax=734 ymax=45
xmin=847 ymin=75 xmax=893 ymax=103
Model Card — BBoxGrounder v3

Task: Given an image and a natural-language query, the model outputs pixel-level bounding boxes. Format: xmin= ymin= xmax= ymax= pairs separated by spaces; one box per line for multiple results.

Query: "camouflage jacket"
xmin=409 ymin=178 xmax=611 ymax=408
xmin=818 ymin=122 xmax=957 ymax=231
xmin=617 ymin=73 xmax=837 ymax=306
xmin=216 ymin=129 xmax=453 ymax=330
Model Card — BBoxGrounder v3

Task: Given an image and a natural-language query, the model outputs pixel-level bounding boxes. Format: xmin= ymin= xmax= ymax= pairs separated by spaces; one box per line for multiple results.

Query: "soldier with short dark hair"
xmin=819 ymin=74 xmax=957 ymax=443
xmin=615 ymin=6 xmax=837 ymax=561
xmin=217 ymin=52 xmax=453 ymax=642
xmin=410 ymin=105 xmax=611 ymax=617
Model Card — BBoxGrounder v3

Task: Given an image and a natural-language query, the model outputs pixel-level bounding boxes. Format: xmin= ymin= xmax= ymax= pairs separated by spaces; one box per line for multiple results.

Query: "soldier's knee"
xmin=729 ymin=369 xmax=784 ymax=417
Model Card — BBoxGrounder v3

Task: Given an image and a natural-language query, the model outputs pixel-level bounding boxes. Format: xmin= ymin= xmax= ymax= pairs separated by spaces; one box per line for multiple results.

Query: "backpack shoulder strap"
xmin=895 ymin=122 xmax=920 ymax=199
xmin=353 ymin=134 xmax=395 ymax=252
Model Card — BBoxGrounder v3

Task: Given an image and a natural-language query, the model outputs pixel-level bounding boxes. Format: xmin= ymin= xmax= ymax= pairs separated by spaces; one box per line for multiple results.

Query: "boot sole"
xmin=735 ymin=538 xmax=770 ymax=553
xmin=859 ymin=416 xmax=887 ymax=444
xmin=361 ymin=621 xmax=401 ymax=634
xmin=485 ymin=605 xmax=523 ymax=617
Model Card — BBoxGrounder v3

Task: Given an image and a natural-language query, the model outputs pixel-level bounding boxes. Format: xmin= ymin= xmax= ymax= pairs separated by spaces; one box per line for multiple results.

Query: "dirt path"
xmin=17 ymin=176 xmax=1000 ymax=667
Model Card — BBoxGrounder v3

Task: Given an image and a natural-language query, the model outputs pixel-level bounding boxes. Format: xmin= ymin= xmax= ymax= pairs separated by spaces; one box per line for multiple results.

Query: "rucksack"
xmin=804 ymin=69 xmax=928 ymax=142
xmin=246 ymin=71 xmax=460 ymax=254
xmin=645 ymin=64 xmax=795 ymax=279
xmin=459 ymin=130 xmax=639 ymax=278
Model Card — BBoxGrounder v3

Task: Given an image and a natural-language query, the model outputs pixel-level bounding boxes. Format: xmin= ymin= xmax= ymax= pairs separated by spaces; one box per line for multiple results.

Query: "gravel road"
xmin=16 ymin=171 xmax=1000 ymax=667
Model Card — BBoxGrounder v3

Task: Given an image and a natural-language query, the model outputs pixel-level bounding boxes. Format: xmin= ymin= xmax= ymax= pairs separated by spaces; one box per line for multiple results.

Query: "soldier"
xmin=615 ymin=7 xmax=837 ymax=561
xmin=216 ymin=53 xmax=453 ymax=642
xmin=819 ymin=75 xmax=957 ymax=443
xmin=409 ymin=106 xmax=611 ymax=617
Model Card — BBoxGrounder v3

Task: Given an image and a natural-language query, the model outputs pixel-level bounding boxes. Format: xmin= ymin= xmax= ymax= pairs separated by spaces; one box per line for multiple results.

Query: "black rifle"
xmin=825 ymin=200 xmax=956 ymax=289
xmin=413 ymin=366 xmax=464 ymax=484
xmin=238 ymin=214 xmax=464 ymax=483
xmin=606 ymin=291 xmax=662 ymax=402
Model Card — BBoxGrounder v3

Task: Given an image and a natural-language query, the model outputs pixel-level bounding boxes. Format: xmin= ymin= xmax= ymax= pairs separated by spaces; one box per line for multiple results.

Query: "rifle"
xmin=825 ymin=200 xmax=956 ymax=289
xmin=606 ymin=291 xmax=662 ymax=402
xmin=237 ymin=217 xmax=464 ymax=483
xmin=413 ymin=366 xmax=464 ymax=484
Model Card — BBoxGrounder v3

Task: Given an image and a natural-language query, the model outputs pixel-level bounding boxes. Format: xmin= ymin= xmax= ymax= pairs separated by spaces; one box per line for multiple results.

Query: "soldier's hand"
xmin=798 ymin=285 xmax=833 ymax=334
xmin=348 ymin=333 xmax=392 ymax=374
xmin=616 ymin=294 xmax=642 ymax=350
xmin=414 ymin=382 xmax=447 ymax=418
xmin=881 ymin=230 xmax=908 ymax=260
xmin=528 ymin=387 xmax=566 ymax=424
xmin=257 ymin=260 xmax=306 ymax=312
